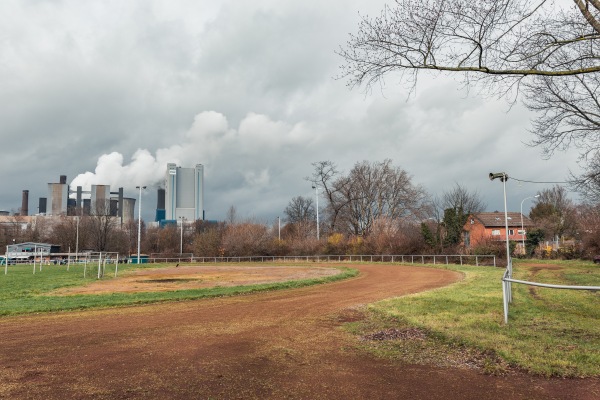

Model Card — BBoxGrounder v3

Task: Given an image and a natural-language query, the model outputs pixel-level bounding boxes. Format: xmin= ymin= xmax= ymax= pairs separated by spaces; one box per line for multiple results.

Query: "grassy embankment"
xmin=347 ymin=259 xmax=600 ymax=377
xmin=0 ymin=262 xmax=357 ymax=316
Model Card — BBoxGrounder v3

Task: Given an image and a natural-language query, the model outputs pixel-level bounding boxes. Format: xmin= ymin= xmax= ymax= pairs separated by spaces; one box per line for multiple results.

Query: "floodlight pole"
xmin=489 ymin=172 xmax=511 ymax=275
xmin=179 ymin=216 xmax=185 ymax=255
xmin=490 ymin=172 xmax=511 ymax=324
xmin=312 ymin=185 xmax=319 ymax=241
xmin=136 ymin=186 xmax=147 ymax=265
xmin=520 ymin=195 xmax=539 ymax=255
xmin=75 ymin=216 xmax=80 ymax=262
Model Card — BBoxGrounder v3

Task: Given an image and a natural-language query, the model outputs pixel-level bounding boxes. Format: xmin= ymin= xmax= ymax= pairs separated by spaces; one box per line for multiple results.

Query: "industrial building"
xmin=37 ymin=175 xmax=136 ymax=224
xmin=3 ymin=163 xmax=205 ymax=227
xmin=164 ymin=163 xmax=204 ymax=222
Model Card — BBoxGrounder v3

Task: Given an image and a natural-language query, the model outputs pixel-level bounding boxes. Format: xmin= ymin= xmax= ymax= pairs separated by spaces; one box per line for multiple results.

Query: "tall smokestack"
xmin=60 ymin=175 xmax=67 ymax=184
xmin=39 ymin=198 xmax=47 ymax=214
xmin=157 ymin=188 xmax=165 ymax=209
xmin=21 ymin=190 xmax=29 ymax=216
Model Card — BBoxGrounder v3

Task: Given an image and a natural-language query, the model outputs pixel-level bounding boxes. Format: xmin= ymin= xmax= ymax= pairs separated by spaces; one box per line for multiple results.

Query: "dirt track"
xmin=0 ymin=264 xmax=598 ymax=399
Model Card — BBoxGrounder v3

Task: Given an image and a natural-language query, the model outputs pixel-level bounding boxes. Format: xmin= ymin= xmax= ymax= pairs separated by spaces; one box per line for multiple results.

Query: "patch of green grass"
xmin=0 ymin=263 xmax=358 ymax=316
xmin=359 ymin=260 xmax=600 ymax=377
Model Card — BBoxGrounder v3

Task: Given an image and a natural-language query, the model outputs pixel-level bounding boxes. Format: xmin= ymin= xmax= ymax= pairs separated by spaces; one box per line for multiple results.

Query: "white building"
xmin=165 ymin=163 xmax=204 ymax=221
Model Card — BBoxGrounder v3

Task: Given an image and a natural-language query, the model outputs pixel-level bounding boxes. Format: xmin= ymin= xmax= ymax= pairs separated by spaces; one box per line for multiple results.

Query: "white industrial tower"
xmin=165 ymin=163 xmax=204 ymax=221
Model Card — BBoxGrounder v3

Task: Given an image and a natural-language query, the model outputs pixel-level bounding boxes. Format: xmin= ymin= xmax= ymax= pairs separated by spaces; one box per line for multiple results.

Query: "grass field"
xmin=0 ymin=262 xmax=358 ymax=316
xmin=350 ymin=260 xmax=600 ymax=377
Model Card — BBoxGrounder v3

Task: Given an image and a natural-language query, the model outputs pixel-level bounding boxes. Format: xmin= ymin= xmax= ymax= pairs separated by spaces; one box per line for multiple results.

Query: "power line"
xmin=510 ymin=176 xmax=570 ymax=184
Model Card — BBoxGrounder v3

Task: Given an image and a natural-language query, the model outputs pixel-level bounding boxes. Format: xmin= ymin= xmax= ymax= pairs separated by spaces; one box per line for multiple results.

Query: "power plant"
xmin=164 ymin=163 xmax=204 ymax=222
xmin=1 ymin=163 xmax=205 ymax=226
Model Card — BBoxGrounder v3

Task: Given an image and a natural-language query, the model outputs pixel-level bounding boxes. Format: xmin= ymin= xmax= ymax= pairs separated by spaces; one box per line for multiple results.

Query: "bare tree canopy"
xmin=312 ymin=160 xmax=429 ymax=236
xmin=441 ymin=183 xmax=486 ymax=215
xmin=284 ymin=196 xmax=316 ymax=223
xmin=338 ymin=0 xmax=600 ymax=192
xmin=530 ymin=185 xmax=578 ymax=239
xmin=339 ymin=0 xmax=600 ymax=84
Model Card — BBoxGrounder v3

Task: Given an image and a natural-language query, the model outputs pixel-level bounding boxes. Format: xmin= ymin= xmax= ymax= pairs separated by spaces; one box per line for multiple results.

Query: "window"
xmin=508 ymin=229 xmax=514 ymax=235
xmin=492 ymin=229 xmax=501 ymax=236
xmin=518 ymin=229 xmax=526 ymax=235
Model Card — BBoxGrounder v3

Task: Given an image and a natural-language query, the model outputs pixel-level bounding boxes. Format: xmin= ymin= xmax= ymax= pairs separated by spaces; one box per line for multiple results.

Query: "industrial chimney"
xmin=60 ymin=175 xmax=67 ymax=184
xmin=21 ymin=190 xmax=29 ymax=216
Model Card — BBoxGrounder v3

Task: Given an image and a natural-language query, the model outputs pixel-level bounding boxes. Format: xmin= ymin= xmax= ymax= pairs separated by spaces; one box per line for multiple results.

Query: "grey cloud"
xmin=0 ymin=0 xmax=582 ymax=220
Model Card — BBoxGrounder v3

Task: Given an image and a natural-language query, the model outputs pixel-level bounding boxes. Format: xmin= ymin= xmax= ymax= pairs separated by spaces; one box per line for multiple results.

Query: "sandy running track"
xmin=0 ymin=264 xmax=597 ymax=399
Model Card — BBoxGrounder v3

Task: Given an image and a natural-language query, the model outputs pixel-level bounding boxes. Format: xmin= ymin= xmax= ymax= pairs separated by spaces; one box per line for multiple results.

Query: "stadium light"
xmin=179 ymin=216 xmax=185 ymax=255
xmin=489 ymin=172 xmax=511 ymax=273
xmin=136 ymin=186 xmax=147 ymax=265
xmin=312 ymin=185 xmax=319 ymax=240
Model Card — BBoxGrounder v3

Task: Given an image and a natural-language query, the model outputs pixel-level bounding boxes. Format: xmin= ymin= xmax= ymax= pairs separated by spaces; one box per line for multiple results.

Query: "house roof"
xmin=469 ymin=212 xmax=534 ymax=228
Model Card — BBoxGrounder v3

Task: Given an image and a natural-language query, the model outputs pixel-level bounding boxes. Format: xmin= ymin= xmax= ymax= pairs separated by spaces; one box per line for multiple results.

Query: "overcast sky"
xmin=0 ymin=0 xmax=582 ymax=222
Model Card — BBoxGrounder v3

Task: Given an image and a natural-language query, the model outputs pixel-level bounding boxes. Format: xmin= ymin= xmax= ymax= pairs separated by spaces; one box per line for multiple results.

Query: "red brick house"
xmin=463 ymin=212 xmax=535 ymax=253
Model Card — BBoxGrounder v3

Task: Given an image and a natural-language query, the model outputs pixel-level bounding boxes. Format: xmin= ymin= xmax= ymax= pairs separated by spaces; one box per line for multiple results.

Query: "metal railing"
xmin=501 ymin=266 xmax=600 ymax=324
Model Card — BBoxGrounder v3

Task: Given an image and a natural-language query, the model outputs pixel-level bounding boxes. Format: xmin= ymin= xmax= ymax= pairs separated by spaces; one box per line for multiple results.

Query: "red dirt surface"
xmin=52 ymin=265 xmax=342 ymax=295
xmin=0 ymin=264 xmax=598 ymax=399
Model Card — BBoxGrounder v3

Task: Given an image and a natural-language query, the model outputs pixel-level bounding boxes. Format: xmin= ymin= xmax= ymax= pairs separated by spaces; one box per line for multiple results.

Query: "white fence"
xmin=147 ymin=254 xmax=497 ymax=266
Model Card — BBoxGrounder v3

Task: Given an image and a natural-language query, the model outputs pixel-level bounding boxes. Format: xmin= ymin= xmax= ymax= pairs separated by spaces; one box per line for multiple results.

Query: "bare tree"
xmin=338 ymin=0 xmax=600 ymax=190
xmin=574 ymin=202 xmax=600 ymax=256
xmin=442 ymin=183 xmax=486 ymax=215
xmin=284 ymin=196 xmax=316 ymax=223
xmin=530 ymin=185 xmax=578 ymax=241
xmin=441 ymin=183 xmax=487 ymax=246
xmin=322 ymin=160 xmax=429 ymax=236
xmin=192 ymin=222 xmax=226 ymax=257
xmin=226 ymin=206 xmax=238 ymax=224
xmin=221 ymin=222 xmax=272 ymax=256
xmin=84 ymin=200 xmax=120 ymax=251
xmin=308 ymin=161 xmax=348 ymax=232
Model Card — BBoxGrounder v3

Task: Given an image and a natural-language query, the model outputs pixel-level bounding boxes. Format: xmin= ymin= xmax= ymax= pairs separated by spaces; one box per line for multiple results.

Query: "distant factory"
xmin=1 ymin=163 xmax=205 ymax=226
xmin=38 ymin=174 xmax=137 ymax=223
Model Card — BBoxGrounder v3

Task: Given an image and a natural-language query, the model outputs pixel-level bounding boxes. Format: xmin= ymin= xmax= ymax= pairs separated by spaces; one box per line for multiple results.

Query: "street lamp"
xmin=136 ymin=186 xmax=147 ymax=265
xmin=520 ymin=195 xmax=539 ymax=255
xmin=179 ymin=216 xmax=185 ymax=254
xmin=312 ymin=185 xmax=319 ymax=240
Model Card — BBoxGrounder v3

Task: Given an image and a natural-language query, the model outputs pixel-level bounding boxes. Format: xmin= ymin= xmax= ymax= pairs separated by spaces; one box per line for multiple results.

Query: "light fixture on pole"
xmin=489 ymin=172 xmax=511 ymax=272
xmin=179 ymin=216 xmax=185 ymax=254
xmin=312 ymin=185 xmax=319 ymax=240
xmin=520 ymin=195 xmax=539 ymax=255
xmin=490 ymin=172 xmax=512 ymax=324
xmin=75 ymin=216 xmax=80 ymax=262
xmin=136 ymin=186 xmax=147 ymax=265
